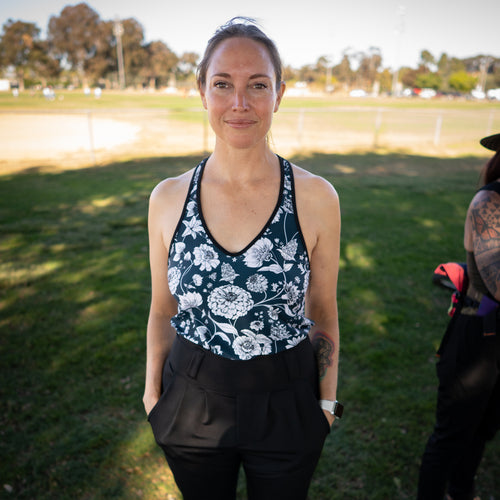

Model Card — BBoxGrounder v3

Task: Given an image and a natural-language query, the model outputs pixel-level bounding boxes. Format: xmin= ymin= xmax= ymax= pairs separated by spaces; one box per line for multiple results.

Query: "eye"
xmin=252 ymin=82 xmax=268 ymax=90
xmin=214 ymin=81 xmax=229 ymax=89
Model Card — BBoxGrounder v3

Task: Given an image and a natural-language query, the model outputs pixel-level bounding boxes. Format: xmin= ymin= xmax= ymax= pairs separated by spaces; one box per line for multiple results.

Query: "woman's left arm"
xmin=470 ymin=189 xmax=500 ymax=302
xmin=298 ymin=172 xmax=341 ymax=426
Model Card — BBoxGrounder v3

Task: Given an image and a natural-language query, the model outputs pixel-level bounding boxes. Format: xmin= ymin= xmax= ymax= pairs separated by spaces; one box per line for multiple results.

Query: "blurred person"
xmin=142 ymin=17 xmax=342 ymax=500
xmin=418 ymin=132 xmax=500 ymax=500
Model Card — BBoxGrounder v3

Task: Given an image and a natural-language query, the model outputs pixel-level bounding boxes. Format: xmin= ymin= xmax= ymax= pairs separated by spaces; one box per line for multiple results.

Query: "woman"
xmin=143 ymin=18 xmax=342 ymax=500
xmin=418 ymin=132 xmax=500 ymax=500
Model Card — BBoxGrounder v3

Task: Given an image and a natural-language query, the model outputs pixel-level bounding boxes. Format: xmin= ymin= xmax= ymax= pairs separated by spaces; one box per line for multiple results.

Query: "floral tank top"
xmin=167 ymin=155 xmax=313 ymax=360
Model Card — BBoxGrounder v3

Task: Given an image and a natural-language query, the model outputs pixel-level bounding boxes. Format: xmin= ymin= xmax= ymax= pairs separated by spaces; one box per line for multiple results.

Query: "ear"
xmin=199 ymin=84 xmax=208 ymax=110
xmin=274 ymin=81 xmax=286 ymax=112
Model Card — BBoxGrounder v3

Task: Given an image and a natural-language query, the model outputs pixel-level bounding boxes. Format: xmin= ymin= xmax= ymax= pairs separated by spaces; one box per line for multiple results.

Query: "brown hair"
xmin=196 ymin=17 xmax=283 ymax=91
xmin=480 ymin=150 xmax=500 ymax=186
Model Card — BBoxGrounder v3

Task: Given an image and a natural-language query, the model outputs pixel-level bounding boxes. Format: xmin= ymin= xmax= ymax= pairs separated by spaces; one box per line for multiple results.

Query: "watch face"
xmin=334 ymin=402 xmax=344 ymax=418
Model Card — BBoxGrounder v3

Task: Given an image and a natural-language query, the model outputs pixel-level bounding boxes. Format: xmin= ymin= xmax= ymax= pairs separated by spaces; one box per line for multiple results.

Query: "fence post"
xmin=297 ymin=109 xmax=305 ymax=147
xmin=374 ymin=108 xmax=383 ymax=148
xmin=434 ymin=114 xmax=443 ymax=147
xmin=87 ymin=111 xmax=97 ymax=165
xmin=486 ymin=108 xmax=494 ymax=135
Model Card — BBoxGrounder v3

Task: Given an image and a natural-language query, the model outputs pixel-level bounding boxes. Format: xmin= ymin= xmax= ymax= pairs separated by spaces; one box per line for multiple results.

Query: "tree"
xmin=437 ymin=53 xmax=449 ymax=74
xmin=48 ymin=3 xmax=101 ymax=86
xmin=0 ymin=19 xmax=41 ymax=90
xmin=282 ymin=65 xmax=296 ymax=82
xmin=420 ymin=49 xmax=436 ymax=70
xmin=415 ymin=72 xmax=442 ymax=90
xmin=378 ymin=68 xmax=393 ymax=93
xmin=448 ymin=71 xmax=478 ymax=93
xmin=332 ymin=54 xmax=353 ymax=88
xmin=399 ymin=66 xmax=418 ymax=88
xmin=176 ymin=51 xmax=199 ymax=84
xmin=487 ymin=60 xmax=500 ymax=88
xmin=356 ymin=47 xmax=382 ymax=89
xmin=85 ymin=20 xmax=115 ymax=85
xmin=140 ymin=41 xmax=178 ymax=88
xmin=297 ymin=64 xmax=317 ymax=84
xmin=28 ymin=39 xmax=61 ymax=86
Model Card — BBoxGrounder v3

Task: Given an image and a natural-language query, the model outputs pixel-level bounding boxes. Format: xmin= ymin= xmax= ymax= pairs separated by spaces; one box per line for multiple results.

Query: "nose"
xmin=232 ymin=89 xmax=249 ymax=111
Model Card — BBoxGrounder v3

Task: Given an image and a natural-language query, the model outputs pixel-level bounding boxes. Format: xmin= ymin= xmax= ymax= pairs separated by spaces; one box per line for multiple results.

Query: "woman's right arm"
xmin=143 ymin=178 xmax=187 ymax=415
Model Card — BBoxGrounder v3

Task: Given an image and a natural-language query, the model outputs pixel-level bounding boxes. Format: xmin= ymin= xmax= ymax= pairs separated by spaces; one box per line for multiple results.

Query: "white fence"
xmin=1 ymin=105 xmax=498 ymax=169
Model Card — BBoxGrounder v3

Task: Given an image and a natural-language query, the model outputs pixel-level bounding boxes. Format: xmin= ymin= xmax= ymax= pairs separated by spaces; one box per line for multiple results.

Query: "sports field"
xmin=0 ymin=91 xmax=498 ymax=172
xmin=1 ymin=92 xmax=499 ymax=499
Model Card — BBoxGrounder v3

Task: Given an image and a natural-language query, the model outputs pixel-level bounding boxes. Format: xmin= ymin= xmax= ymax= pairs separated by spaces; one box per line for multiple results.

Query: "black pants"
xmin=418 ymin=312 xmax=500 ymax=500
xmin=148 ymin=335 xmax=330 ymax=500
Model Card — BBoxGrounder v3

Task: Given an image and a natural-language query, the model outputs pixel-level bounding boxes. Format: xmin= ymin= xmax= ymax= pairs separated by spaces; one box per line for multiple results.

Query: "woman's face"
xmin=200 ymin=37 xmax=285 ymax=150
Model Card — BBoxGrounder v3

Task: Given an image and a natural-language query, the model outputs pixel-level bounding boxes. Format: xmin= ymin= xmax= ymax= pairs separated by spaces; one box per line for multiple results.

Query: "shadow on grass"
xmin=1 ymin=152 xmax=498 ymax=499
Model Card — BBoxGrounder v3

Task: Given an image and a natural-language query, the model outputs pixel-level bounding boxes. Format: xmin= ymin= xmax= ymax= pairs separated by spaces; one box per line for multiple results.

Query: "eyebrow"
xmin=211 ymin=72 xmax=273 ymax=80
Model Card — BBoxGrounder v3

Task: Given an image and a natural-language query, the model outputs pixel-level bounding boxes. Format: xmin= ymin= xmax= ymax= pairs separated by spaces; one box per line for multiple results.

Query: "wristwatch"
xmin=319 ymin=399 xmax=344 ymax=419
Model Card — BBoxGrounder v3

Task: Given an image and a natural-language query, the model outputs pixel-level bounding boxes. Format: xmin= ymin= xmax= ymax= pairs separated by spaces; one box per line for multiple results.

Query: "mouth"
xmin=225 ymin=119 xmax=257 ymax=128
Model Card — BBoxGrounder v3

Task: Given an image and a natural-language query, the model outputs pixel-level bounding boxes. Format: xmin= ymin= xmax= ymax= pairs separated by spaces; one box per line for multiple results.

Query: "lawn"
xmin=1 ymin=150 xmax=499 ymax=499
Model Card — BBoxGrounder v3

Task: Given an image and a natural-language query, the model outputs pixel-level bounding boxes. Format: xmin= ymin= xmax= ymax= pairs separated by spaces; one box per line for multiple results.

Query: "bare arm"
xmin=296 ymin=170 xmax=341 ymax=425
xmin=469 ymin=188 xmax=500 ymax=302
xmin=143 ymin=175 xmax=190 ymax=415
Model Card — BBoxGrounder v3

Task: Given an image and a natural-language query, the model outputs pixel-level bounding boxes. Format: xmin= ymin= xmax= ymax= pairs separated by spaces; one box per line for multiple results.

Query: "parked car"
xmin=419 ymin=88 xmax=437 ymax=99
xmin=349 ymin=89 xmax=367 ymax=97
xmin=487 ymin=88 xmax=500 ymax=100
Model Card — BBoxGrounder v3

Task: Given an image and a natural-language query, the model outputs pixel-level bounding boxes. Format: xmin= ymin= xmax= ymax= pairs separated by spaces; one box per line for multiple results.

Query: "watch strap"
xmin=319 ymin=399 xmax=344 ymax=418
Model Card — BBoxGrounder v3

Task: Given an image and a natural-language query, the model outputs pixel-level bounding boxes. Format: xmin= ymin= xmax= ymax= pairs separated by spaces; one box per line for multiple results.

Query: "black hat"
xmin=480 ymin=133 xmax=500 ymax=151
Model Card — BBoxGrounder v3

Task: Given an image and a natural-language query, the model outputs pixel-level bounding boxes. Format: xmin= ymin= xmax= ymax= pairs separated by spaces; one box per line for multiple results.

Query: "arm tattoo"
xmin=471 ymin=192 xmax=500 ymax=255
xmin=470 ymin=191 xmax=500 ymax=298
xmin=310 ymin=331 xmax=335 ymax=381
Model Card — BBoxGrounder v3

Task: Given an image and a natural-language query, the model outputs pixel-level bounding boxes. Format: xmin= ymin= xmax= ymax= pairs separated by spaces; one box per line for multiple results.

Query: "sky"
xmin=1 ymin=0 xmax=499 ymax=70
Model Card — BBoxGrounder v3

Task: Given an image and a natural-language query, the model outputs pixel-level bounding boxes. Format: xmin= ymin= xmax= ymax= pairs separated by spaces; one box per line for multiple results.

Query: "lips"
xmin=225 ymin=119 xmax=257 ymax=128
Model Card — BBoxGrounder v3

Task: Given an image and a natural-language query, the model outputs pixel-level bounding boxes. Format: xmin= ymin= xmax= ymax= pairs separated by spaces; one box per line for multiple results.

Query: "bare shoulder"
xmin=148 ymin=168 xmax=195 ymax=250
xmin=149 ymin=168 xmax=194 ymax=218
xmin=291 ymin=163 xmax=339 ymax=209
xmin=291 ymin=163 xmax=340 ymax=255
xmin=470 ymin=185 xmax=500 ymax=210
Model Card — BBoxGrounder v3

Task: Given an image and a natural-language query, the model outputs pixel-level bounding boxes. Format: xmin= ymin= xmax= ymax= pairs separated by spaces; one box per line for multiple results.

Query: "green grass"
xmin=1 ymin=89 xmax=499 ymax=112
xmin=1 ymin=152 xmax=499 ymax=499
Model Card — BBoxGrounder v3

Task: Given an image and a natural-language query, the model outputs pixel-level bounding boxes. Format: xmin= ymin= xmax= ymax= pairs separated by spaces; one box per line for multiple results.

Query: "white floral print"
xmin=246 ymin=274 xmax=268 ymax=293
xmin=178 ymin=291 xmax=203 ymax=311
xmin=193 ymin=244 xmax=220 ymax=271
xmin=278 ymin=239 xmax=298 ymax=261
xmin=207 ymin=285 xmax=254 ymax=320
xmin=182 ymin=216 xmax=204 ymax=239
xmin=168 ymin=267 xmax=181 ymax=294
xmin=233 ymin=331 xmax=272 ymax=359
xmin=244 ymin=238 xmax=273 ymax=268
xmin=221 ymin=263 xmax=238 ymax=282
xmin=168 ymin=157 xmax=313 ymax=360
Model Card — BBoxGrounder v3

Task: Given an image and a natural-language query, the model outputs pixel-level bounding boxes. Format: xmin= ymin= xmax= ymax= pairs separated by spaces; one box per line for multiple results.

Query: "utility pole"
xmin=113 ymin=18 xmax=126 ymax=90
xmin=391 ymin=5 xmax=406 ymax=96
xmin=479 ymin=56 xmax=492 ymax=93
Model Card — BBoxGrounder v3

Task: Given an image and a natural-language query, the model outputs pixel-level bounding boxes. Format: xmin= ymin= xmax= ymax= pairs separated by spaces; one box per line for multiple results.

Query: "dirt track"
xmin=0 ymin=108 xmax=491 ymax=174
xmin=0 ymin=111 xmax=211 ymax=173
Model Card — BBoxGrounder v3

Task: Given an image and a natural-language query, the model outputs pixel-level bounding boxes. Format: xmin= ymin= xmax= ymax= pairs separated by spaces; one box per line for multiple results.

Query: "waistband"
xmin=168 ymin=334 xmax=317 ymax=395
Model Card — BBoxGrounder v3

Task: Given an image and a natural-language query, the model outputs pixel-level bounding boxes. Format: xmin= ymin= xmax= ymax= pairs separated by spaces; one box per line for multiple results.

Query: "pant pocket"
xmin=299 ymin=380 xmax=331 ymax=436
xmin=147 ymin=374 xmax=187 ymax=447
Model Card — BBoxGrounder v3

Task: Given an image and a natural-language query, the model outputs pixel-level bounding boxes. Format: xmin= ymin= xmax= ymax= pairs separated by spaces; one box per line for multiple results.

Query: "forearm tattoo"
xmin=470 ymin=191 xmax=500 ymax=297
xmin=311 ymin=331 xmax=335 ymax=381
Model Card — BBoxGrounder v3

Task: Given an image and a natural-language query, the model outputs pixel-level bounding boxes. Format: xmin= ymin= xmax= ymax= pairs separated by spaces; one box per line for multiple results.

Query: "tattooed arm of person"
xmin=293 ymin=169 xmax=341 ymax=425
xmin=310 ymin=331 xmax=335 ymax=381
xmin=469 ymin=188 xmax=500 ymax=301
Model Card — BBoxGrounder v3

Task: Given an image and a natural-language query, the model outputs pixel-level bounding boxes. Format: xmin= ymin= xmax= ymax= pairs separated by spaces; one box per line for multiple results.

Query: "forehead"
xmin=207 ymin=37 xmax=275 ymax=76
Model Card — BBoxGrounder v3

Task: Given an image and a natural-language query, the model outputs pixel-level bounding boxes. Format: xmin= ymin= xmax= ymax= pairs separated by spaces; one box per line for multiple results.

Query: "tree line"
xmin=1 ymin=2 xmax=499 ymax=95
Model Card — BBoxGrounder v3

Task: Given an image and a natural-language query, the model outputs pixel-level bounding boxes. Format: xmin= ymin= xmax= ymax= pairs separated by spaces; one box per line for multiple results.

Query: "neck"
xmin=206 ymin=142 xmax=278 ymax=184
